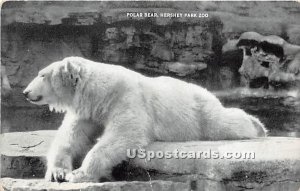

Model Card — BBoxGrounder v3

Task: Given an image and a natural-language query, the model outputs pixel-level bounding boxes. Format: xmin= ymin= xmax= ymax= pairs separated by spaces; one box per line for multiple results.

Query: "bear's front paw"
xmin=45 ymin=167 xmax=71 ymax=182
xmin=66 ymin=168 xmax=98 ymax=183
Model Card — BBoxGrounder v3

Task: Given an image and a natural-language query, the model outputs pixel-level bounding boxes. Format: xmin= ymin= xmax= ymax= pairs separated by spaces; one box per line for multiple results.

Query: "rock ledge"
xmin=1 ymin=131 xmax=300 ymax=191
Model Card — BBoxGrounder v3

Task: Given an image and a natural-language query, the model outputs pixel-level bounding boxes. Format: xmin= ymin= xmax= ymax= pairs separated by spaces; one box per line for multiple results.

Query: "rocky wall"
xmin=2 ymin=1 xmax=300 ymax=91
xmin=1 ymin=1 xmax=300 ymax=132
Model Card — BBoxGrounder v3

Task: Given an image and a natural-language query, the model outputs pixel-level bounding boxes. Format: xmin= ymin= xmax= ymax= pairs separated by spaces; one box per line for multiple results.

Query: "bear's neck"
xmin=71 ymin=77 xmax=127 ymax=123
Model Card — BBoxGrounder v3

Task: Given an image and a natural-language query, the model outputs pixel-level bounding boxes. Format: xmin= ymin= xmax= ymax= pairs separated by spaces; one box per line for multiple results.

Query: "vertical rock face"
xmin=1 ymin=1 xmax=300 ymax=132
xmin=1 ymin=4 xmax=219 ymax=92
xmin=2 ymin=31 xmax=85 ymax=88
xmin=2 ymin=1 xmax=300 ymax=90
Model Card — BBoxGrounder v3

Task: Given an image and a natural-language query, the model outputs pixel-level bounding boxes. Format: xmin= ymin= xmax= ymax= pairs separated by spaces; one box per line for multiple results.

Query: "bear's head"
xmin=23 ymin=58 xmax=82 ymax=111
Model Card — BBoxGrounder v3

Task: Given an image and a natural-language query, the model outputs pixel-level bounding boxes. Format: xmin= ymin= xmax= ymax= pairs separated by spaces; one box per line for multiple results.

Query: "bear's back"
xmin=140 ymin=76 xmax=223 ymax=141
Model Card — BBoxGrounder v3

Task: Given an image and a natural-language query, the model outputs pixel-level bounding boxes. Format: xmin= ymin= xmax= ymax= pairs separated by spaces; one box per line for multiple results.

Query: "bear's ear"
xmin=62 ymin=61 xmax=82 ymax=87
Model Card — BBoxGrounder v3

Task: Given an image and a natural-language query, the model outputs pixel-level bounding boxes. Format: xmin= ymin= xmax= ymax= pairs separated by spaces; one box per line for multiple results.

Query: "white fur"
xmin=24 ymin=56 xmax=267 ymax=183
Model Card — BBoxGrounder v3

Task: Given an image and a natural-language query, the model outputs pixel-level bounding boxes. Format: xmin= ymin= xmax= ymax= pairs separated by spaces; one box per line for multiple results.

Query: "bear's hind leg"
xmin=210 ymin=108 xmax=267 ymax=140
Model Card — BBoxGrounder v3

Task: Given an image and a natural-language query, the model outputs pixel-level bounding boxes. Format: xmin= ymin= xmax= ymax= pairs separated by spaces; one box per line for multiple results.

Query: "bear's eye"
xmin=40 ymin=74 xmax=45 ymax=78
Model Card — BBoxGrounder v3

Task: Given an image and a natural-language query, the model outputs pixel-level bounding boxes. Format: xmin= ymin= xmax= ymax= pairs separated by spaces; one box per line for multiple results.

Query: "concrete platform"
xmin=1 ymin=131 xmax=300 ymax=191
xmin=0 ymin=178 xmax=189 ymax=191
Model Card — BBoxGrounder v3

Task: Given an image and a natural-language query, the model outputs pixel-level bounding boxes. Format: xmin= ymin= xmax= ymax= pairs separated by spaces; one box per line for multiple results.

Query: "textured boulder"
xmin=223 ymin=32 xmax=300 ymax=89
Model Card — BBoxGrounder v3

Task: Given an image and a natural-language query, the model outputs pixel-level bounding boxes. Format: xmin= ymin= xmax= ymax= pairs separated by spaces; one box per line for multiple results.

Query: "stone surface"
xmin=1 ymin=177 xmax=300 ymax=191
xmin=1 ymin=131 xmax=300 ymax=190
xmin=0 ymin=131 xmax=54 ymax=178
xmin=0 ymin=178 xmax=190 ymax=191
xmin=132 ymin=138 xmax=300 ymax=182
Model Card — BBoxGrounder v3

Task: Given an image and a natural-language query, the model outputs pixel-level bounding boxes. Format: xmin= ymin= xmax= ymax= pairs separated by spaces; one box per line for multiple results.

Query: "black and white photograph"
xmin=0 ymin=1 xmax=300 ymax=191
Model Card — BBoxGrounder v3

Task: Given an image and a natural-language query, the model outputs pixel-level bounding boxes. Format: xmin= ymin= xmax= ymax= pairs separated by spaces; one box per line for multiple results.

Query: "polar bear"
xmin=23 ymin=57 xmax=267 ymax=183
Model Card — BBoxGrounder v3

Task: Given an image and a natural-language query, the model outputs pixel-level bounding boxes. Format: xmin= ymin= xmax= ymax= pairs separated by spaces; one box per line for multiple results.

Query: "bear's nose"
xmin=23 ymin=90 xmax=31 ymax=98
